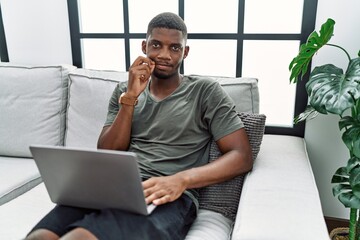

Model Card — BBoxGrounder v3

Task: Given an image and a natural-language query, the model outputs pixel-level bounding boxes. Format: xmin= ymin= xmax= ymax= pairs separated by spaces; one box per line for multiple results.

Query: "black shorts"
xmin=28 ymin=194 xmax=196 ymax=240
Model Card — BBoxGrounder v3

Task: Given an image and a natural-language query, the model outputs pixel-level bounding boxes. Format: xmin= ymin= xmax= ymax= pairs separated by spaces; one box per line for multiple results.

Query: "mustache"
xmin=155 ymin=62 xmax=172 ymax=67
xmin=147 ymin=58 xmax=171 ymax=67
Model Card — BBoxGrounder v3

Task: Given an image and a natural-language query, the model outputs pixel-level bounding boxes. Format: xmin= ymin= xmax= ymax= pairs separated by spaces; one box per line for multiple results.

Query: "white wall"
xmin=1 ymin=0 xmax=359 ymax=220
xmin=0 ymin=0 xmax=72 ymax=64
xmin=305 ymin=0 xmax=360 ymax=219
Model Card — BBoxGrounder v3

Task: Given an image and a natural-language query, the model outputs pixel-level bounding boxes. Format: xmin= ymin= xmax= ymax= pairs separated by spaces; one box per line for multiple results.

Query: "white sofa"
xmin=0 ymin=63 xmax=330 ymax=240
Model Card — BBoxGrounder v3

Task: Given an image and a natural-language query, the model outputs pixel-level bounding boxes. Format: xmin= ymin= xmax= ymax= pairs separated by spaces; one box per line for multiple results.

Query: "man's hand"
xmin=142 ymin=174 xmax=188 ymax=206
xmin=127 ymin=56 xmax=155 ymax=98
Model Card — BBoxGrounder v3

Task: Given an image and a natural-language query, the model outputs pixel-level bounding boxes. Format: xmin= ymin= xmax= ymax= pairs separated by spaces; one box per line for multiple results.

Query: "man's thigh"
xmin=28 ymin=205 xmax=98 ymax=237
xmin=72 ymin=194 xmax=196 ymax=240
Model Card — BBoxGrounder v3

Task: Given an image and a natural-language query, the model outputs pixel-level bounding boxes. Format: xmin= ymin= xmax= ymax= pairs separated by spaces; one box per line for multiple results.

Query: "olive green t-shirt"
xmin=104 ymin=75 xmax=244 ymax=209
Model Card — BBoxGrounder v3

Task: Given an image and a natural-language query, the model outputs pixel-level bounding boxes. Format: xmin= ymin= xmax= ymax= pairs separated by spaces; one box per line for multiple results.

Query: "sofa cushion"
xmin=0 ymin=183 xmax=232 ymax=240
xmin=231 ymin=135 xmax=330 ymax=240
xmin=65 ymin=71 xmax=259 ymax=148
xmin=198 ymin=76 xmax=259 ymax=114
xmin=0 ymin=156 xmax=41 ymax=205
xmin=199 ymin=112 xmax=266 ymax=220
xmin=0 ymin=183 xmax=55 ymax=239
xmin=0 ymin=136 xmax=330 ymax=240
xmin=0 ymin=63 xmax=76 ymax=157
xmin=185 ymin=209 xmax=233 ymax=240
xmin=65 ymin=69 xmax=128 ymax=148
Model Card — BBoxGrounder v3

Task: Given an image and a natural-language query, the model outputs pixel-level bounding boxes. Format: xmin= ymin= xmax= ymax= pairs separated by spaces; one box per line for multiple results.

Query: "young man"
xmin=26 ymin=12 xmax=252 ymax=240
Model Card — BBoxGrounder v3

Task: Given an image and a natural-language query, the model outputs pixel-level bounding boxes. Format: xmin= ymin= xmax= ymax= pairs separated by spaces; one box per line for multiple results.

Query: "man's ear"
xmin=183 ymin=46 xmax=190 ymax=60
xmin=141 ymin=41 xmax=147 ymax=55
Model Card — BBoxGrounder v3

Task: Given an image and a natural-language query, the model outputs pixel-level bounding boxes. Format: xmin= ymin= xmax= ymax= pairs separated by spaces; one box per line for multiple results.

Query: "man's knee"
xmin=26 ymin=229 xmax=59 ymax=240
xmin=61 ymin=227 xmax=98 ymax=240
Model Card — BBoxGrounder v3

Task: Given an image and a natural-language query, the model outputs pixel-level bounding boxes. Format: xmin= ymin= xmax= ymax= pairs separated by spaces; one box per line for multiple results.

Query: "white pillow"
xmin=190 ymin=75 xmax=259 ymax=114
xmin=64 ymin=72 xmax=259 ymax=148
xmin=0 ymin=63 xmax=75 ymax=157
xmin=65 ymin=69 xmax=128 ymax=148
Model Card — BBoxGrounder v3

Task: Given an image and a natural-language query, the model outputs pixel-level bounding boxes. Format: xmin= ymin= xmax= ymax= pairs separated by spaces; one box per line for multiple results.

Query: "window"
xmin=0 ymin=2 xmax=9 ymax=62
xmin=67 ymin=0 xmax=318 ymax=137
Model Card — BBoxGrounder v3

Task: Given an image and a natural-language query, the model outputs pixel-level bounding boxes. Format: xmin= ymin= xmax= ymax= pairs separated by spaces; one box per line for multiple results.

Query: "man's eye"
xmin=172 ymin=46 xmax=181 ymax=52
xmin=152 ymin=43 xmax=160 ymax=48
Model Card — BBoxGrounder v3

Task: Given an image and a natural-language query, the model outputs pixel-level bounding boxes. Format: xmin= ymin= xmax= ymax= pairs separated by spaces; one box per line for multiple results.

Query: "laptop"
xmin=29 ymin=145 xmax=156 ymax=216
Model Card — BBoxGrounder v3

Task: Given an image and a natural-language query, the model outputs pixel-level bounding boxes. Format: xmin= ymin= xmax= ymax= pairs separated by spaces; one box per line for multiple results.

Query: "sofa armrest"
xmin=231 ymin=134 xmax=329 ymax=240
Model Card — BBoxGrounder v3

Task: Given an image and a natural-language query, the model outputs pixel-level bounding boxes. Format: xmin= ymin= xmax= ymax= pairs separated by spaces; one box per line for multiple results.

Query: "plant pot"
xmin=330 ymin=227 xmax=349 ymax=240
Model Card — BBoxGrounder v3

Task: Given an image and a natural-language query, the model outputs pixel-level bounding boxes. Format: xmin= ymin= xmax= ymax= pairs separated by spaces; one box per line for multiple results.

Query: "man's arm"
xmin=143 ymin=128 xmax=252 ymax=205
xmin=97 ymin=105 xmax=135 ymax=151
xmin=97 ymin=56 xmax=155 ymax=150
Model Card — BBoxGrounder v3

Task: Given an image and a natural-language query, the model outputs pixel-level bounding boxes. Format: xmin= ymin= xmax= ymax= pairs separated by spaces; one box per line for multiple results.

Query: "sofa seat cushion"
xmin=0 ymin=157 xmax=41 ymax=205
xmin=232 ymin=134 xmax=329 ymax=240
xmin=0 ymin=183 xmax=55 ymax=239
xmin=0 ymin=183 xmax=231 ymax=240
xmin=185 ymin=209 xmax=233 ymax=240
xmin=0 ymin=63 xmax=76 ymax=157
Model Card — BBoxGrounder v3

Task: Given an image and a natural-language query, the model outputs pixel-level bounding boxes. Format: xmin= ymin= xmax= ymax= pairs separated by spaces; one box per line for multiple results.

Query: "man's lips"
xmin=155 ymin=63 xmax=172 ymax=71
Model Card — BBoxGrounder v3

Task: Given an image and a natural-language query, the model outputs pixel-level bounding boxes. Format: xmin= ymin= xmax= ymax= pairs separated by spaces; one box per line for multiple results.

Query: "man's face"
xmin=142 ymin=28 xmax=189 ymax=79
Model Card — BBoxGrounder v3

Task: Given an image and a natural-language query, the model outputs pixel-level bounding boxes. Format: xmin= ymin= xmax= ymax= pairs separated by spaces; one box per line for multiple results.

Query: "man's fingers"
xmin=145 ymin=192 xmax=172 ymax=205
xmin=130 ymin=56 xmax=144 ymax=68
xmin=139 ymin=59 xmax=155 ymax=67
xmin=143 ymin=186 xmax=156 ymax=198
xmin=129 ymin=57 xmax=154 ymax=76
xmin=145 ymin=190 xmax=164 ymax=204
xmin=134 ymin=59 xmax=154 ymax=82
xmin=142 ymin=176 xmax=181 ymax=205
xmin=153 ymin=195 xmax=171 ymax=205
xmin=130 ymin=56 xmax=150 ymax=68
xmin=142 ymin=178 xmax=155 ymax=189
xmin=140 ymin=61 xmax=155 ymax=77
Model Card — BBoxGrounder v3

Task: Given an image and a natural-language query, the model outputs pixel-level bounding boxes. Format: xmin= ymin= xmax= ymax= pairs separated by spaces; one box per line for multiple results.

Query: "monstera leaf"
xmin=306 ymin=58 xmax=360 ymax=115
xmin=349 ymin=157 xmax=360 ymax=202
xmin=339 ymin=115 xmax=360 ymax=158
xmin=289 ymin=18 xmax=335 ymax=83
xmin=332 ymin=166 xmax=360 ymax=208
xmin=332 ymin=157 xmax=360 ymax=208
xmin=293 ymin=105 xmax=319 ymax=124
xmin=350 ymin=166 xmax=360 ymax=199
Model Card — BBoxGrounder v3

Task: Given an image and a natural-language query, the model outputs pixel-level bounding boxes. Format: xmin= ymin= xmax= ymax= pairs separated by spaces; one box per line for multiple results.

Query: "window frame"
xmin=67 ymin=0 xmax=318 ymax=137
xmin=0 ymin=2 xmax=9 ymax=62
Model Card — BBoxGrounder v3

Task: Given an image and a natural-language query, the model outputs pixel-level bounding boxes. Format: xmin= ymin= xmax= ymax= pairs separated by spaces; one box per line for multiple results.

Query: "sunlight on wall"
xmin=242 ymin=40 xmax=299 ymax=127
xmin=244 ymin=0 xmax=303 ymax=33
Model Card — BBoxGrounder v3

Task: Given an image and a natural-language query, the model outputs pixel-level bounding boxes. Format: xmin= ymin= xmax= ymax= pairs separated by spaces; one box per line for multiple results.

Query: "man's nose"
xmin=158 ymin=48 xmax=171 ymax=59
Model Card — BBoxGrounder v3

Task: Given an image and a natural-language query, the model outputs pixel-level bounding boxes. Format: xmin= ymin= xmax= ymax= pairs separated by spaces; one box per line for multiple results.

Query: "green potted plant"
xmin=289 ymin=18 xmax=360 ymax=240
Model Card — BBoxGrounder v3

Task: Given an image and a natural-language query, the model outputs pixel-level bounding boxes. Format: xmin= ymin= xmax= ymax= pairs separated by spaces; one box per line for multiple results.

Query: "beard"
xmin=152 ymin=68 xmax=177 ymax=79
xmin=152 ymin=61 xmax=183 ymax=79
xmin=153 ymin=71 xmax=176 ymax=79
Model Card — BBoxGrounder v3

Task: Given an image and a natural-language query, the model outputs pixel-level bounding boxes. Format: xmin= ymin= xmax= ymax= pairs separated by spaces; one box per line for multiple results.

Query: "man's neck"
xmin=149 ymin=74 xmax=183 ymax=100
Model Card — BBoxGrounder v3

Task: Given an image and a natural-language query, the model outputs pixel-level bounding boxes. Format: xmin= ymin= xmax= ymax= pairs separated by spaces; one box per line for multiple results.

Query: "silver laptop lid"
xmin=30 ymin=145 xmax=155 ymax=215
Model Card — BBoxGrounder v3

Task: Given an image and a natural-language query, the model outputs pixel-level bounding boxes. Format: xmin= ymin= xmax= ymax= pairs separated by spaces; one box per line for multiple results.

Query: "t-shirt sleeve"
xmin=104 ymin=83 xmax=126 ymax=126
xmin=201 ymin=80 xmax=244 ymax=141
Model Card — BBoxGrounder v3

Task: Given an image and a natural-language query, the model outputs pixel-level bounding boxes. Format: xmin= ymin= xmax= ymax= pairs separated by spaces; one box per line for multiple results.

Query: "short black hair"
xmin=146 ymin=12 xmax=187 ymax=40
